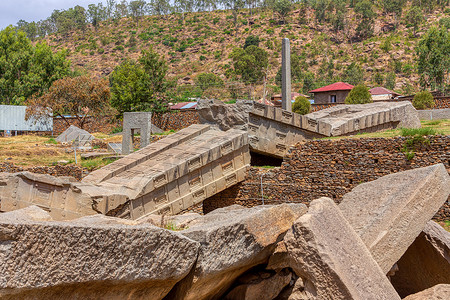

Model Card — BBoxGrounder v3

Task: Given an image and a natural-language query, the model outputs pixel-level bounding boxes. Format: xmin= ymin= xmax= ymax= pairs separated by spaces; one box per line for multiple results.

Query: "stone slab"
xmin=403 ymin=284 xmax=450 ymax=300
xmin=390 ymin=221 xmax=450 ymax=298
xmin=56 ymin=125 xmax=94 ymax=144
xmin=339 ymin=164 xmax=450 ymax=273
xmin=165 ymin=203 xmax=307 ymax=300
xmin=284 ymin=197 xmax=401 ymax=300
xmin=0 ymin=207 xmax=200 ymax=300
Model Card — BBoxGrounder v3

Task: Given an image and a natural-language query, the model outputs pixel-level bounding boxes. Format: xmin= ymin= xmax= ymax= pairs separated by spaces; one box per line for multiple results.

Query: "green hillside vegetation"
xmin=3 ymin=0 xmax=450 ymax=108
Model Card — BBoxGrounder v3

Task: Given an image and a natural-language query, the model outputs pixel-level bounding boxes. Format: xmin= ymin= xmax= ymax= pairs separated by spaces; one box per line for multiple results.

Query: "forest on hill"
xmin=0 ymin=0 xmax=449 ymax=120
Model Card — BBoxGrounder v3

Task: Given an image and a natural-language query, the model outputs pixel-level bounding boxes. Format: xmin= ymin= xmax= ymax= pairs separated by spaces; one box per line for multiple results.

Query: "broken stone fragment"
xmin=284 ymin=197 xmax=401 ymax=300
xmin=339 ymin=164 xmax=450 ymax=273
xmin=390 ymin=220 xmax=450 ymax=298
xmin=223 ymin=269 xmax=292 ymax=300
xmin=402 ymin=284 xmax=450 ymax=300
xmin=166 ymin=203 xmax=307 ymax=300
xmin=0 ymin=207 xmax=199 ymax=300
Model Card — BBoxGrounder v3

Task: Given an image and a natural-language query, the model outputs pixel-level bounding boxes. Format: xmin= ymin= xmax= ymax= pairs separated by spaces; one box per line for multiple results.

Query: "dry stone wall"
xmin=204 ymin=135 xmax=450 ymax=221
xmin=0 ymin=163 xmax=89 ymax=181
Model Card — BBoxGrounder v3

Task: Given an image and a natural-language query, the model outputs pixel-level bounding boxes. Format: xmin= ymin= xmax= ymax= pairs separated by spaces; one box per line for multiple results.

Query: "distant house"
xmin=309 ymin=82 xmax=354 ymax=104
xmin=369 ymin=87 xmax=402 ymax=101
xmin=270 ymin=92 xmax=309 ymax=106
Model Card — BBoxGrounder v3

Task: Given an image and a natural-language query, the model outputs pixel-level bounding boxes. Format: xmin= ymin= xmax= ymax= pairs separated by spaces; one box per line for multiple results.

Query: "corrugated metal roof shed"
xmin=170 ymin=102 xmax=198 ymax=110
xmin=0 ymin=105 xmax=53 ymax=131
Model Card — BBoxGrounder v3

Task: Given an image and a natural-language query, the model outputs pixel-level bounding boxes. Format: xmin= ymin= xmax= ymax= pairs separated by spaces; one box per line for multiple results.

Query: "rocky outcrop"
xmin=0 ymin=207 xmax=199 ymax=300
xmin=339 ymin=164 xmax=450 ymax=273
xmin=284 ymin=197 xmax=401 ymax=300
xmin=166 ymin=204 xmax=307 ymax=300
xmin=197 ymin=99 xmax=254 ymax=131
xmin=403 ymin=284 xmax=450 ymax=300
xmin=391 ymin=221 xmax=450 ymax=297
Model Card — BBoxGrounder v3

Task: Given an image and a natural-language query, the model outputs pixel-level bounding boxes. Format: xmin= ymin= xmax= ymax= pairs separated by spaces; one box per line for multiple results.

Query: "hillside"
xmin=44 ymin=4 xmax=449 ymax=99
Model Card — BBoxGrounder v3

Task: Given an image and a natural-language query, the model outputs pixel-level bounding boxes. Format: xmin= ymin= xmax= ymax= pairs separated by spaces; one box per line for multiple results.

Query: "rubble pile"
xmin=1 ymin=164 xmax=449 ymax=299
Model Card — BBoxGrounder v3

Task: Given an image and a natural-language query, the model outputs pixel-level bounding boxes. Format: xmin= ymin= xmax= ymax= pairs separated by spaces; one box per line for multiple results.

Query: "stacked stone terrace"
xmin=0 ymin=124 xmax=250 ymax=220
xmin=248 ymin=101 xmax=420 ymax=157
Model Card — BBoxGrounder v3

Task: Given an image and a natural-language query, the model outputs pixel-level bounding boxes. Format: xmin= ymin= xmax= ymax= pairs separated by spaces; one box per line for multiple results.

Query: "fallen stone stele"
xmin=339 ymin=163 xmax=450 ymax=273
xmin=284 ymin=197 xmax=401 ymax=300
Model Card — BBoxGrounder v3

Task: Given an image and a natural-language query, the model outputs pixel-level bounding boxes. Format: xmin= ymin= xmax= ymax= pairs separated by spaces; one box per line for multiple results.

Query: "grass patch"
xmin=440 ymin=220 xmax=450 ymax=232
xmin=424 ymin=120 xmax=442 ymax=126
xmin=80 ymin=157 xmax=116 ymax=171
xmin=400 ymin=127 xmax=437 ymax=137
xmin=46 ymin=138 xmax=58 ymax=144
xmin=257 ymin=165 xmax=276 ymax=169
xmin=154 ymin=129 xmax=176 ymax=136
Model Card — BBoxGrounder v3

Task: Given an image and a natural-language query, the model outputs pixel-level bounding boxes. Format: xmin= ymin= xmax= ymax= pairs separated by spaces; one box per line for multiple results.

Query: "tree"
xmin=344 ymin=63 xmax=364 ymax=85
xmin=412 ymin=91 xmax=435 ymax=109
xmin=244 ymin=36 xmax=260 ymax=49
xmin=110 ymin=48 xmax=170 ymax=115
xmin=229 ymin=45 xmax=268 ymax=99
xmin=382 ymin=0 xmax=407 ymax=27
xmin=272 ymin=0 xmax=292 ymax=24
xmin=416 ymin=26 xmax=450 ymax=91
xmin=221 ymin=0 xmax=245 ymax=33
xmin=129 ymin=0 xmax=147 ymax=26
xmin=26 ymin=76 xmax=112 ymax=129
xmin=302 ymin=71 xmax=316 ymax=94
xmin=230 ymin=45 xmax=268 ymax=86
xmin=406 ymin=6 xmax=424 ymax=36
xmin=87 ymin=3 xmax=106 ymax=30
xmin=354 ymin=0 xmax=376 ymax=39
xmin=292 ymin=96 xmax=310 ymax=115
xmin=373 ymin=72 xmax=384 ymax=86
xmin=0 ymin=26 xmax=71 ymax=105
xmin=344 ymin=84 xmax=373 ymax=104
xmin=15 ymin=20 xmax=38 ymax=41
xmin=195 ymin=73 xmax=223 ymax=91
xmin=385 ymin=72 xmax=396 ymax=90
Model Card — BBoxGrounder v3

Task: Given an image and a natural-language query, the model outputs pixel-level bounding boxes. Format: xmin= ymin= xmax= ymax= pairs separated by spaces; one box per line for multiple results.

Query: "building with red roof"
xmin=309 ymin=82 xmax=354 ymax=104
xmin=369 ymin=87 xmax=402 ymax=101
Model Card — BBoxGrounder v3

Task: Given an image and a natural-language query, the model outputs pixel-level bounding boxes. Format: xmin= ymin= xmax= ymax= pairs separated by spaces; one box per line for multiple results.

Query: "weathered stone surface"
xmin=167 ymin=203 xmax=307 ymax=300
xmin=402 ymin=284 xmax=450 ymax=300
xmin=339 ymin=164 xmax=450 ymax=273
xmin=56 ymin=125 xmax=94 ymax=145
xmin=281 ymin=38 xmax=292 ymax=112
xmin=0 ymin=207 xmax=199 ymax=300
xmin=0 ymin=171 xmax=126 ymax=220
xmin=247 ymin=101 xmax=420 ymax=157
xmin=197 ymin=99 xmax=254 ymax=131
xmin=284 ymin=197 xmax=401 ymax=300
xmin=305 ymin=101 xmax=421 ymax=135
xmin=390 ymin=220 xmax=450 ymax=297
xmin=224 ymin=269 xmax=292 ymax=300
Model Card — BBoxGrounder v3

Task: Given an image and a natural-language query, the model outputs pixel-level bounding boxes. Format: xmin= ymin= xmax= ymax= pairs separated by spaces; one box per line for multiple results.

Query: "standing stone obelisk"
xmin=282 ymin=38 xmax=292 ymax=112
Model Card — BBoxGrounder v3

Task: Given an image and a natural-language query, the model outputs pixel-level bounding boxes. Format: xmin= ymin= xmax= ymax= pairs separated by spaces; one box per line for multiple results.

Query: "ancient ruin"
xmin=1 ymin=124 xmax=250 ymax=220
xmin=0 ymin=101 xmax=448 ymax=299
xmin=198 ymin=99 xmax=421 ymax=157
xmin=1 ymin=164 xmax=448 ymax=299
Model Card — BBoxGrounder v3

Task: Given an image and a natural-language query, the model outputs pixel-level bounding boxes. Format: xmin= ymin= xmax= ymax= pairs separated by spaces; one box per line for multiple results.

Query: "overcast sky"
xmin=0 ymin=0 xmax=108 ymax=30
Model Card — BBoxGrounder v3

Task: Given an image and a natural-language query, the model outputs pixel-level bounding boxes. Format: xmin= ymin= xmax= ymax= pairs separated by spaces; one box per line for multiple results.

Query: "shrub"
xmin=292 ymin=96 xmax=310 ymax=115
xmin=244 ymin=35 xmax=260 ymax=49
xmin=412 ymin=91 xmax=434 ymax=110
xmin=344 ymin=84 xmax=373 ymax=104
